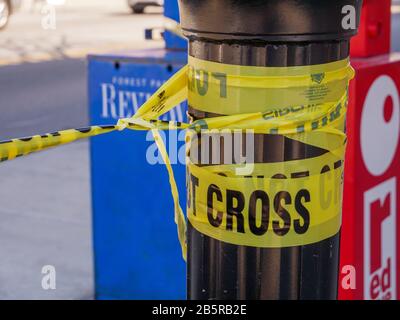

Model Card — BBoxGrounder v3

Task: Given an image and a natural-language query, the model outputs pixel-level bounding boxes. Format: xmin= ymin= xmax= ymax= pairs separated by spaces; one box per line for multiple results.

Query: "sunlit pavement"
xmin=0 ymin=0 xmax=163 ymax=65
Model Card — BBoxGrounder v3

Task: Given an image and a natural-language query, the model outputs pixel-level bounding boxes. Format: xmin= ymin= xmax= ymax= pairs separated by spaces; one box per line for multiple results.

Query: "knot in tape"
xmin=116 ymin=117 xmax=156 ymax=131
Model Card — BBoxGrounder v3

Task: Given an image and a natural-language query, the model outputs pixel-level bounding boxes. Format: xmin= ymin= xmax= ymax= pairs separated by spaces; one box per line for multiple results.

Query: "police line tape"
xmin=0 ymin=58 xmax=355 ymax=260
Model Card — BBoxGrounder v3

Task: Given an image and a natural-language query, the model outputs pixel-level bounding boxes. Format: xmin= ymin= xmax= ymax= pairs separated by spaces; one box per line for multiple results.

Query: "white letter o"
xmin=361 ymin=75 xmax=400 ymax=176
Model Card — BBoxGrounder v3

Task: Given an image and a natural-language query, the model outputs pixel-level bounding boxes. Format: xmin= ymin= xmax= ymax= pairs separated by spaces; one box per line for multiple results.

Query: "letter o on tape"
xmin=361 ymin=75 xmax=400 ymax=176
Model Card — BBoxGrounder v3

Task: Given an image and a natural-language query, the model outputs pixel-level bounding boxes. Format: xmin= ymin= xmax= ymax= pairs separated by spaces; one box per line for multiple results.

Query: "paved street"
xmin=0 ymin=59 xmax=87 ymax=139
xmin=0 ymin=1 xmax=399 ymax=300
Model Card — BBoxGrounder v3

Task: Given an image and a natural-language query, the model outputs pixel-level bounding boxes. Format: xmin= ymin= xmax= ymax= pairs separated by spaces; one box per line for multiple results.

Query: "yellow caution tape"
xmin=187 ymin=151 xmax=344 ymax=248
xmin=188 ymin=56 xmax=353 ymax=115
xmin=0 ymin=125 xmax=117 ymax=162
xmin=0 ymin=57 xmax=354 ymax=259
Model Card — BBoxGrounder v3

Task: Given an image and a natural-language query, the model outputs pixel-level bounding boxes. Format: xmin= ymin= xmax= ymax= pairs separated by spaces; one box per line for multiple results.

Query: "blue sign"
xmin=88 ymin=49 xmax=187 ymax=299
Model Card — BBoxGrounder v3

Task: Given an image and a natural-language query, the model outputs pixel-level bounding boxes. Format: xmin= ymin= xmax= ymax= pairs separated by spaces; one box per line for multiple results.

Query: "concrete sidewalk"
xmin=0 ymin=141 xmax=93 ymax=299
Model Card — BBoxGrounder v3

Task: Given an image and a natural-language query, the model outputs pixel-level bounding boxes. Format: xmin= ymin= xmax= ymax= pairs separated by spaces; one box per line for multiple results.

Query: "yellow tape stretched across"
xmin=0 ymin=57 xmax=354 ymax=259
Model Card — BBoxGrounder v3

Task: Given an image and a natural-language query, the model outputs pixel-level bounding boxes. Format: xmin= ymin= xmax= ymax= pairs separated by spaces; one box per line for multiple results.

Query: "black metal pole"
xmin=180 ymin=0 xmax=362 ymax=300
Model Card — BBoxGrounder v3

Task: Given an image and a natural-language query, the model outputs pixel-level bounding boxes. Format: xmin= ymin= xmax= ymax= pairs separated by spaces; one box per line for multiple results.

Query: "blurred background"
xmin=0 ymin=0 xmax=165 ymax=299
xmin=0 ymin=0 xmax=163 ymax=139
xmin=0 ymin=0 xmax=399 ymax=300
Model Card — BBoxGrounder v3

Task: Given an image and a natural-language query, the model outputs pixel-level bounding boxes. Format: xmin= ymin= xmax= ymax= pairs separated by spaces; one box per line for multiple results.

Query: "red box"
xmin=339 ymin=53 xmax=400 ymax=300
xmin=350 ymin=0 xmax=391 ymax=57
